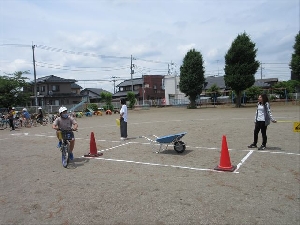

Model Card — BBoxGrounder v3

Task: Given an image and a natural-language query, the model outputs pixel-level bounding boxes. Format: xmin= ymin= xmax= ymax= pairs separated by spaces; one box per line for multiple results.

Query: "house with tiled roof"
xmin=80 ymin=88 xmax=112 ymax=103
xmin=29 ymin=75 xmax=84 ymax=107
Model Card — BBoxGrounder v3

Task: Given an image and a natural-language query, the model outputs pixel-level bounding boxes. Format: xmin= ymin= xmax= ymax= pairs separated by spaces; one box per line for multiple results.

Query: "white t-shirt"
xmin=120 ymin=105 xmax=128 ymax=122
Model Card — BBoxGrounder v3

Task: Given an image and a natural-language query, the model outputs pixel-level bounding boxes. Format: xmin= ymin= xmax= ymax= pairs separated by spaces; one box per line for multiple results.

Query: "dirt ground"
xmin=0 ymin=103 xmax=299 ymax=225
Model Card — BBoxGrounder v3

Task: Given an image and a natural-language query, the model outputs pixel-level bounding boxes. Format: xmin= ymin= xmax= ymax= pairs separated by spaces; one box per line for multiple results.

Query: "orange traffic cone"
xmin=214 ymin=135 xmax=236 ymax=172
xmin=84 ymin=132 xmax=103 ymax=157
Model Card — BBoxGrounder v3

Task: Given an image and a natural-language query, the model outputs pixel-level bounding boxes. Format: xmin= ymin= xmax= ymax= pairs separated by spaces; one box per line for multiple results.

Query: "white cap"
xmin=23 ymin=108 xmax=27 ymax=111
xmin=38 ymin=107 xmax=42 ymax=110
xmin=12 ymin=107 xmax=15 ymax=109
xmin=59 ymin=106 xmax=68 ymax=114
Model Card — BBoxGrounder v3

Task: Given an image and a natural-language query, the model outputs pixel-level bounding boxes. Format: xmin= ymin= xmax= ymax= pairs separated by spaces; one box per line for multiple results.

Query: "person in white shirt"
xmin=119 ymin=98 xmax=128 ymax=140
xmin=248 ymin=94 xmax=277 ymax=150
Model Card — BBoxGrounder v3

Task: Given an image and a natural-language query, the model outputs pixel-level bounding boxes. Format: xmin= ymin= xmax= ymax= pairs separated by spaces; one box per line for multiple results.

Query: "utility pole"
xmin=130 ymin=55 xmax=134 ymax=91
xmin=32 ymin=44 xmax=38 ymax=106
xmin=260 ymin=62 xmax=263 ymax=80
xmin=111 ymin=76 xmax=120 ymax=94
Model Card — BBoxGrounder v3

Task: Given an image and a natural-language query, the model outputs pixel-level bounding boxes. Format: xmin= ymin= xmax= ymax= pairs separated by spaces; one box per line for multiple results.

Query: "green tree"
xmin=127 ymin=92 xmax=135 ymax=109
xmin=206 ymin=84 xmax=221 ymax=102
xmin=273 ymin=80 xmax=300 ymax=99
xmin=245 ymin=86 xmax=262 ymax=102
xmin=289 ymin=32 xmax=300 ymax=81
xmin=224 ymin=32 xmax=260 ymax=107
xmin=179 ymin=49 xmax=205 ymax=108
xmin=100 ymin=92 xmax=113 ymax=110
xmin=0 ymin=71 xmax=31 ymax=108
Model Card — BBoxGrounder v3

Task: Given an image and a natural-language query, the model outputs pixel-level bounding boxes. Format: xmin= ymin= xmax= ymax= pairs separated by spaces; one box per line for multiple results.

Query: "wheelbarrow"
xmin=154 ymin=132 xmax=187 ymax=153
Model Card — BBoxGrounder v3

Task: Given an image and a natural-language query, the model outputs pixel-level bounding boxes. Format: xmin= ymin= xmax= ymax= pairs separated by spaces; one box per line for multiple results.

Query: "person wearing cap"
xmin=52 ymin=106 xmax=78 ymax=160
xmin=7 ymin=107 xmax=15 ymax=130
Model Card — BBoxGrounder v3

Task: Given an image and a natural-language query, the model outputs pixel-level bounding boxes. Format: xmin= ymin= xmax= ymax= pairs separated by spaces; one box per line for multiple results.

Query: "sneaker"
xmin=120 ymin=137 xmax=126 ymax=140
xmin=57 ymin=141 xmax=62 ymax=148
xmin=258 ymin=145 xmax=266 ymax=150
xmin=248 ymin=143 xmax=257 ymax=148
xmin=69 ymin=152 xmax=73 ymax=160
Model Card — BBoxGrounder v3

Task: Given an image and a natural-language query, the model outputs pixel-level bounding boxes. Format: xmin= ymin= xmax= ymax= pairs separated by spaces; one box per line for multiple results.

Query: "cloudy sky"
xmin=0 ymin=0 xmax=299 ymax=93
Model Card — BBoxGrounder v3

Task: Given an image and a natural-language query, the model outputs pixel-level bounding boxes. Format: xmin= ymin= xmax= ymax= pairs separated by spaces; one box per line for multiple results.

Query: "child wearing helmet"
xmin=22 ymin=108 xmax=31 ymax=127
xmin=52 ymin=106 xmax=78 ymax=160
xmin=36 ymin=107 xmax=44 ymax=125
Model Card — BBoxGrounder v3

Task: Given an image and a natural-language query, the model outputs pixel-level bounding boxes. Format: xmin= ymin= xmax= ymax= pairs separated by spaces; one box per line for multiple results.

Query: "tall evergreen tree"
xmin=179 ymin=49 xmax=205 ymax=108
xmin=289 ymin=32 xmax=300 ymax=81
xmin=224 ymin=32 xmax=260 ymax=107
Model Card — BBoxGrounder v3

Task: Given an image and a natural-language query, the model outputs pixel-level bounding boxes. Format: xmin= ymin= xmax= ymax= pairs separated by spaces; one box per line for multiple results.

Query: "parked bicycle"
xmin=0 ymin=115 xmax=9 ymax=129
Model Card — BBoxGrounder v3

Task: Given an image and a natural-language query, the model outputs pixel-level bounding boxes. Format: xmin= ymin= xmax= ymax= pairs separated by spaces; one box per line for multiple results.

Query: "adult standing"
xmin=119 ymin=98 xmax=128 ymax=140
xmin=248 ymin=94 xmax=277 ymax=150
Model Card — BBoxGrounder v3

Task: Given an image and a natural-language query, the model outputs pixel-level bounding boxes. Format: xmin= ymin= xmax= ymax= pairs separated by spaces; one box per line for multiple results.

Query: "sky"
xmin=0 ymin=0 xmax=299 ymax=93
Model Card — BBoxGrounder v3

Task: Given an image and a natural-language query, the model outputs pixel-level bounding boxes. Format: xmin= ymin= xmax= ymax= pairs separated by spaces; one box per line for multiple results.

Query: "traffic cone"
xmin=84 ymin=132 xmax=103 ymax=157
xmin=214 ymin=135 xmax=236 ymax=172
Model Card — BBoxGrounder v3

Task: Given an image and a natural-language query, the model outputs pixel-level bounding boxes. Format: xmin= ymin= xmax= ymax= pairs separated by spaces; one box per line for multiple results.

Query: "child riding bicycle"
xmin=52 ymin=107 xmax=78 ymax=160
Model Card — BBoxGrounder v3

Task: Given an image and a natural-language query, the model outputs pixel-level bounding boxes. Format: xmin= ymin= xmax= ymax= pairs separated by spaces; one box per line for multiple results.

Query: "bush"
xmin=88 ymin=103 xmax=98 ymax=111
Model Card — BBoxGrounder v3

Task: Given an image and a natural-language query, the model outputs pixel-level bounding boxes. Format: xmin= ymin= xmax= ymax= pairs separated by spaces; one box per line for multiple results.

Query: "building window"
xmin=41 ymin=86 xmax=45 ymax=92
xmin=153 ymin=85 xmax=157 ymax=89
xmin=52 ymin=85 xmax=60 ymax=92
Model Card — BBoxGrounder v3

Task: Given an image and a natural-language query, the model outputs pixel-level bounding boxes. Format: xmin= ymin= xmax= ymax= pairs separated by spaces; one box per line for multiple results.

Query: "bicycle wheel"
xmin=61 ymin=144 xmax=69 ymax=168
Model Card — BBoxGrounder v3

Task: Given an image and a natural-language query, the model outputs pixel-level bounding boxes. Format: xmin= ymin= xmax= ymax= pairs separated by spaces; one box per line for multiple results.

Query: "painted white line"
xmin=98 ymin=142 xmax=131 ymax=152
xmin=82 ymin=156 xmax=235 ymax=173
xmin=235 ymin=150 xmax=254 ymax=172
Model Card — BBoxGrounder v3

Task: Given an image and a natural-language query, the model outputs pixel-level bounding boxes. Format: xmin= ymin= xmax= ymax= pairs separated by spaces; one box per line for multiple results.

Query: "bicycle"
xmin=0 ymin=116 xmax=9 ymax=129
xmin=58 ymin=129 xmax=75 ymax=168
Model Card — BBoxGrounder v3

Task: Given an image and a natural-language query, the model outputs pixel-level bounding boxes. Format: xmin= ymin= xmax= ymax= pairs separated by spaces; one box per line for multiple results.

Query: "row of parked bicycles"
xmin=0 ymin=113 xmax=55 ymax=130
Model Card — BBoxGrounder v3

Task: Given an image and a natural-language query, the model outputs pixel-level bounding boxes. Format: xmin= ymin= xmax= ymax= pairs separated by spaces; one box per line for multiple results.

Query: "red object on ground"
xmin=214 ymin=135 xmax=236 ymax=172
xmin=84 ymin=132 xmax=103 ymax=157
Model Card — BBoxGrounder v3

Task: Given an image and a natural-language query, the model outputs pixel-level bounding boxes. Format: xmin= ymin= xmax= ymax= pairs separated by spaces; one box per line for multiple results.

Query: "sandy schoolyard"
xmin=0 ymin=103 xmax=299 ymax=225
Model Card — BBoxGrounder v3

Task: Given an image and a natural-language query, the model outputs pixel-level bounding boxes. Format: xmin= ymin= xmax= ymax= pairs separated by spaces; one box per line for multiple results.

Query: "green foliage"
xmin=127 ymin=92 xmax=135 ymax=109
xmin=224 ymin=32 xmax=260 ymax=107
xmin=100 ymin=92 xmax=112 ymax=105
xmin=179 ymin=48 xmax=205 ymax=108
xmin=0 ymin=71 xmax=31 ymax=108
xmin=289 ymin=33 xmax=300 ymax=80
xmin=206 ymin=84 xmax=221 ymax=97
xmin=245 ymin=86 xmax=262 ymax=101
xmin=273 ymin=80 xmax=300 ymax=99
xmin=88 ymin=103 xmax=98 ymax=111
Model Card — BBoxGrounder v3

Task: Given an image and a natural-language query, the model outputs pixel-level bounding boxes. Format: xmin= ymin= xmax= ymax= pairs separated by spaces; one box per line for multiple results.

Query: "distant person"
xmin=119 ymin=98 xmax=128 ymax=140
xmin=7 ymin=107 xmax=15 ymax=131
xmin=248 ymin=94 xmax=277 ymax=150
xmin=37 ymin=107 xmax=43 ymax=124
xmin=22 ymin=108 xmax=31 ymax=127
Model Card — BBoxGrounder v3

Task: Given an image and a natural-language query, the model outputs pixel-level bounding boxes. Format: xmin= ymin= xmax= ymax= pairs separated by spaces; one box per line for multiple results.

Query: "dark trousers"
xmin=9 ymin=118 xmax=15 ymax=130
xmin=120 ymin=119 xmax=127 ymax=138
xmin=253 ymin=121 xmax=267 ymax=146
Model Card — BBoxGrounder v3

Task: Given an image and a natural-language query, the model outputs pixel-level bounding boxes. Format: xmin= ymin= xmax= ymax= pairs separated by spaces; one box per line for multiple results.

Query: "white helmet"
xmin=22 ymin=108 xmax=27 ymax=111
xmin=38 ymin=107 xmax=42 ymax=110
xmin=59 ymin=106 xmax=68 ymax=114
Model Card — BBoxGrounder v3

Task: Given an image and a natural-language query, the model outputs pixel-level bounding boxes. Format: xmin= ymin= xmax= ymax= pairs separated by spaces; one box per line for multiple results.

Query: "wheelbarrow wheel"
xmin=174 ymin=141 xmax=186 ymax=153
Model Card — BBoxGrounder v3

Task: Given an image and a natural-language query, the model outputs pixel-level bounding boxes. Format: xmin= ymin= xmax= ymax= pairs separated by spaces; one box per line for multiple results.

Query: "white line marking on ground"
xmin=81 ymin=156 xmax=234 ymax=173
xmin=235 ymin=150 xmax=254 ymax=172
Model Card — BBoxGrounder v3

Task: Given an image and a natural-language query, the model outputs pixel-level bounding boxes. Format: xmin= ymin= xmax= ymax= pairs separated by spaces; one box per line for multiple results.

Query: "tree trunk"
xmin=189 ymin=95 xmax=197 ymax=109
xmin=235 ymin=90 xmax=242 ymax=108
